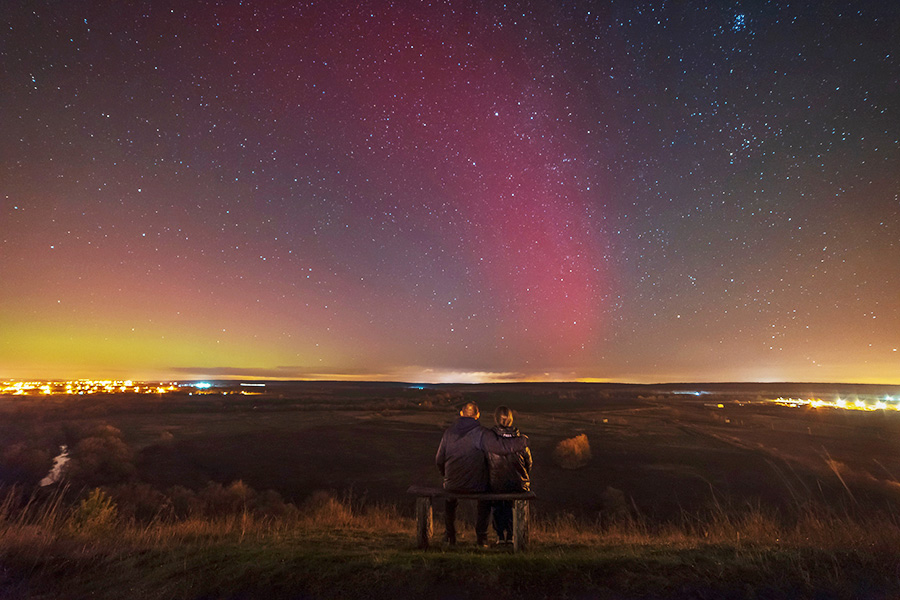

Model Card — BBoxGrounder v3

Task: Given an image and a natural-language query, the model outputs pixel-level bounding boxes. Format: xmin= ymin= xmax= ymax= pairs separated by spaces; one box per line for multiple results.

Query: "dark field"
xmin=3 ymin=381 xmax=900 ymax=522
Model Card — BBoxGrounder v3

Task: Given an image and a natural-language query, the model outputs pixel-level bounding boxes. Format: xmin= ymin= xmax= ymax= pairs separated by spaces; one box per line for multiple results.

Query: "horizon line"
xmin=3 ymin=376 xmax=900 ymax=388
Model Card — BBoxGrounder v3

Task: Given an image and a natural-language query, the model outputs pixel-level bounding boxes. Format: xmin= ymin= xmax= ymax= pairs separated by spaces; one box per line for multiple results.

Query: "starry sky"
xmin=2 ymin=1 xmax=898 ymax=384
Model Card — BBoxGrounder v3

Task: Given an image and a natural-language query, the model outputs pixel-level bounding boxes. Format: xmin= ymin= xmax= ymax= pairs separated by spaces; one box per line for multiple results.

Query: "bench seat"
xmin=407 ymin=485 xmax=535 ymax=551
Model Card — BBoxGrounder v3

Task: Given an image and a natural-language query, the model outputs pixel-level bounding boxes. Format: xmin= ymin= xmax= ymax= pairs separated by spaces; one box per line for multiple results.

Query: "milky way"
xmin=2 ymin=1 xmax=898 ymax=383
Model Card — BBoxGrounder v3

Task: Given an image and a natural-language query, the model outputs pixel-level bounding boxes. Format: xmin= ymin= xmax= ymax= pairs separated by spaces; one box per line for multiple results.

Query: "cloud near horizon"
xmin=169 ymin=365 xmax=620 ymax=384
xmin=169 ymin=365 xmax=382 ymax=380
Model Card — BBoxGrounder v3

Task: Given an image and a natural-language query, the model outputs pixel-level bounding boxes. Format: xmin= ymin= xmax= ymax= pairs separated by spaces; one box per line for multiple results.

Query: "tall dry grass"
xmin=0 ymin=484 xmax=414 ymax=562
xmin=5 ymin=483 xmax=900 ymax=600
xmin=530 ymin=500 xmax=900 ymax=554
xmin=3 ymin=487 xmax=898 ymax=600
xmin=4 ymin=483 xmax=900 ymax=555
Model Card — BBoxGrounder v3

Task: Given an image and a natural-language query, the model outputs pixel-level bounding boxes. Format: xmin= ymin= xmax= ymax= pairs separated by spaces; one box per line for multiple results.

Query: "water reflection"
xmin=40 ymin=445 xmax=69 ymax=486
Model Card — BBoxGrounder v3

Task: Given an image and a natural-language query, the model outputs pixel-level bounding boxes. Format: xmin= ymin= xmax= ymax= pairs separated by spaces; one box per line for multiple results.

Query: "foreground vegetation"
xmin=2 ymin=486 xmax=899 ymax=599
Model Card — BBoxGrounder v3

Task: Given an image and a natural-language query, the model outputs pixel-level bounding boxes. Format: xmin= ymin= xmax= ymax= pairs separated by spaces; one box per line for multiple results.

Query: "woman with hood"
xmin=487 ymin=405 xmax=532 ymax=544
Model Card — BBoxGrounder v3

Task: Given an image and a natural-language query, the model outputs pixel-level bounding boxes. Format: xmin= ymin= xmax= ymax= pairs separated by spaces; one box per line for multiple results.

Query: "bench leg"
xmin=415 ymin=497 xmax=433 ymax=549
xmin=512 ymin=499 xmax=529 ymax=552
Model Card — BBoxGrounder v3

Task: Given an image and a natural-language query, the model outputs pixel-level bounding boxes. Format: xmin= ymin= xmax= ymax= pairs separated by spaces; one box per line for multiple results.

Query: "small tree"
xmin=67 ymin=488 xmax=118 ymax=533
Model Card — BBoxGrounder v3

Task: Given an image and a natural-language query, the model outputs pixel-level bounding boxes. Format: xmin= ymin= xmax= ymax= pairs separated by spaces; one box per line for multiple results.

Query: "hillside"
xmin=3 ymin=382 xmax=900 ymax=598
xmin=2 ymin=487 xmax=900 ymax=599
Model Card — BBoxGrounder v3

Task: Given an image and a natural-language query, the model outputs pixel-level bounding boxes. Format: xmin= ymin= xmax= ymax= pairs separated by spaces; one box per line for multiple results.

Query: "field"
xmin=2 ymin=381 xmax=900 ymax=598
xmin=5 ymin=381 xmax=899 ymax=520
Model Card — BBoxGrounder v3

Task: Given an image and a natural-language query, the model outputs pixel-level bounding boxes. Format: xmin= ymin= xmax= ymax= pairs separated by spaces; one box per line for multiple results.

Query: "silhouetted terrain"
xmin=3 ymin=382 xmax=900 ymax=599
xmin=3 ymin=382 xmax=899 ymax=523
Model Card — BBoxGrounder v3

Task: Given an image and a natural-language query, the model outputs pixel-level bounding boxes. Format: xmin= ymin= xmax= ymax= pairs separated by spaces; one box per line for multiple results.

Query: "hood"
xmin=449 ymin=416 xmax=482 ymax=435
xmin=492 ymin=425 xmax=520 ymax=438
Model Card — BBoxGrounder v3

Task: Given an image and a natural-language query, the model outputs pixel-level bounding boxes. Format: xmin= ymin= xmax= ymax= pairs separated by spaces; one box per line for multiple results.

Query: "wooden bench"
xmin=407 ymin=485 xmax=536 ymax=552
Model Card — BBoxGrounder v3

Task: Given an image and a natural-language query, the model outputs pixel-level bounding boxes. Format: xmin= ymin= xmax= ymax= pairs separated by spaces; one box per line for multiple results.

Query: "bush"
xmin=553 ymin=434 xmax=592 ymax=469
xmin=197 ymin=481 xmax=255 ymax=517
xmin=0 ymin=443 xmax=53 ymax=486
xmin=109 ymin=483 xmax=172 ymax=523
xmin=253 ymin=489 xmax=292 ymax=518
xmin=167 ymin=485 xmax=202 ymax=519
xmin=599 ymin=486 xmax=632 ymax=524
xmin=64 ymin=425 xmax=135 ymax=486
xmin=302 ymin=490 xmax=353 ymax=525
xmin=67 ymin=488 xmax=118 ymax=533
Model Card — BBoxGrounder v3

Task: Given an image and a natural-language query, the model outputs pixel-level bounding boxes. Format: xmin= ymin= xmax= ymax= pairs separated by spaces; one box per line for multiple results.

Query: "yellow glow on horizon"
xmin=0 ymin=320 xmax=327 ymax=382
xmin=2 ymin=319 xmax=899 ymax=385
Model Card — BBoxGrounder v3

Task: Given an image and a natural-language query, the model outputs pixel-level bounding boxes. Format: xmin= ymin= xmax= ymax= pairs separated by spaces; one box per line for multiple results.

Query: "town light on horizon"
xmin=770 ymin=396 xmax=900 ymax=412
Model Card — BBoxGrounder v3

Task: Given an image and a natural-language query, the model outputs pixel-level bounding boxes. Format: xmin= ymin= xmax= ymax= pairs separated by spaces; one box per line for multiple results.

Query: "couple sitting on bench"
xmin=435 ymin=401 xmax=532 ymax=546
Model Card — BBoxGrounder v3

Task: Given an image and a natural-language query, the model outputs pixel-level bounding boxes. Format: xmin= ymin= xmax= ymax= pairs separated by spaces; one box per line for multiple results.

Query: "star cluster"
xmin=1 ymin=1 xmax=898 ymax=383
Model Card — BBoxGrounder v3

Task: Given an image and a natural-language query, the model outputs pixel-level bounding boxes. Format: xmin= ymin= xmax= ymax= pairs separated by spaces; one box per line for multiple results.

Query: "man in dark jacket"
xmin=435 ymin=401 xmax=527 ymax=546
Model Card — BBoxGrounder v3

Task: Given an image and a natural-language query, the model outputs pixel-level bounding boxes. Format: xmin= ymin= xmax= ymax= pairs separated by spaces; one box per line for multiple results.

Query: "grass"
xmin=2 ymin=486 xmax=900 ymax=599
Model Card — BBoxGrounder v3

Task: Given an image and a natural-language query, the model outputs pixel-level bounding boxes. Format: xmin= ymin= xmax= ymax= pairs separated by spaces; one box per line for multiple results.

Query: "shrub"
xmin=67 ymin=488 xmax=118 ymax=533
xmin=302 ymin=490 xmax=353 ymax=525
xmin=553 ymin=434 xmax=592 ymax=469
xmin=64 ymin=425 xmax=135 ymax=486
xmin=0 ymin=443 xmax=53 ymax=486
xmin=197 ymin=481 xmax=256 ymax=517
xmin=109 ymin=483 xmax=172 ymax=523
xmin=167 ymin=485 xmax=202 ymax=519
xmin=599 ymin=486 xmax=631 ymax=524
xmin=253 ymin=489 xmax=292 ymax=518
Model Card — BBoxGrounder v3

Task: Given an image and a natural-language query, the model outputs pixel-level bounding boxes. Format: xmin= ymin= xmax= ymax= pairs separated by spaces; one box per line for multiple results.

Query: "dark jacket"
xmin=435 ymin=417 xmax=528 ymax=492
xmin=487 ymin=426 xmax=532 ymax=492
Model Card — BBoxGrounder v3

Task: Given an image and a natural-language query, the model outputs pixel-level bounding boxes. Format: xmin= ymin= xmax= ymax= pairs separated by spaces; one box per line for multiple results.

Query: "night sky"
xmin=2 ymin=1 xmax=898 ymax=384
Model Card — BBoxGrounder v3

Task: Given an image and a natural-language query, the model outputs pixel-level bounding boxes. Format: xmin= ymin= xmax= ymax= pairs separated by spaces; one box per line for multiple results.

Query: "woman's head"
xmin=494 ymin=406 xmax=514 ymax=427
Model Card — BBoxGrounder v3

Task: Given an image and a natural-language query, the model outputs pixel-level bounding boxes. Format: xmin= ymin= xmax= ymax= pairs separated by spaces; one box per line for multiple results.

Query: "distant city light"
xmin=0 ymin=379 xmax=179 ymax=396
xmin=770 ymin=396 xmax=900 ymax=411
xmin=0 ymin=379 xmax=266 ymax=397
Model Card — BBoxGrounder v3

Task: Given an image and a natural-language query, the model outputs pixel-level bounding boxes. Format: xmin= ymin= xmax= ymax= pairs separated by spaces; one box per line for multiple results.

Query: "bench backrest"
xmin=407 ymin=485 xmax=535 ymax=501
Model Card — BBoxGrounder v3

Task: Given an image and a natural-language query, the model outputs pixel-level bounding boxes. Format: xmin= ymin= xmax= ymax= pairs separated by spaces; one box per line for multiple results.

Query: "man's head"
xmin=459 ymin=401 xmax=480 ymax=419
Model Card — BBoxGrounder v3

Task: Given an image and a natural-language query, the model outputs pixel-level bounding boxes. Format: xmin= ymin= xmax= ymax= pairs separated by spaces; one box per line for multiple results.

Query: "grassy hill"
xmin=2 ymin=487 xmax=899 ymax=600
